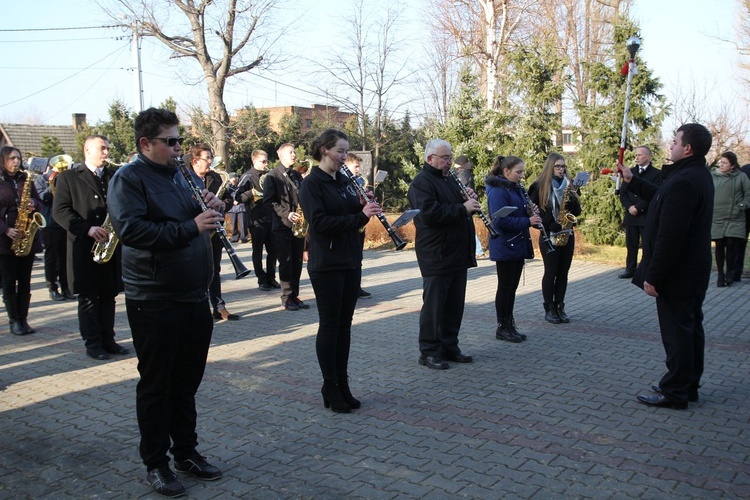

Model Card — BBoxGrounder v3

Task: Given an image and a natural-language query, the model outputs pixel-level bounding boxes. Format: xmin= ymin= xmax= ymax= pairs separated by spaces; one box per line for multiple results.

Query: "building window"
xmin=305 ymin=119 xmax=313 ymax=128
xmin=562 ymin=132 xmax=573 ymax=145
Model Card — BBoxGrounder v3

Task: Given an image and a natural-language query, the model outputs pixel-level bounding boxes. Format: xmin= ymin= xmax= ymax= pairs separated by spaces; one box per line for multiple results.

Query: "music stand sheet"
xmin=391 ymin=209 xmax=419 ymax=228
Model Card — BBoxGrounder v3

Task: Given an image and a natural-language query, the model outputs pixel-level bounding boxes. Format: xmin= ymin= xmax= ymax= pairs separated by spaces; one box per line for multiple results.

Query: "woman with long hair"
xmin=0 ymin=146 xmax=43 ymax=335
xmin=486 ymin=155 xmax=540 ymax=343
xmin=299 ymin=129 xmax=381 ymax=413
xmin=711 ymin=151 xmax=750 ymax=286
xmin=528 ymin=153 xmax=581 ymax=323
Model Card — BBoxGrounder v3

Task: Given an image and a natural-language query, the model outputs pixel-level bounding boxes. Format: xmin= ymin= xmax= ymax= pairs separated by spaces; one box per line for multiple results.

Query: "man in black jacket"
xmin=617 ymin=146 xmax=662 ymax=279
xmin=407 ymin=139 xmax=480 ymax=370
xmin=108 ymin=108 xmax=224 ymax=496
xmin=617 ymin=123 xmax=714 ymax=410
xmin=263 ymin=143 xmax=308 ymax=311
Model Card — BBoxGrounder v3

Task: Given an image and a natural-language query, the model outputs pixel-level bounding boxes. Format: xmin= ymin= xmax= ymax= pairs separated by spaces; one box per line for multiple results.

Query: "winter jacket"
xmin=263 ymin=162 xmax=303 ymax=232
xmin=0 ymin=170 xmax=43 ymax=256
xmin=485 ymin=174 xmax=534 ymax=262
xmin=710 ymin=168 xmax=750 ymax=239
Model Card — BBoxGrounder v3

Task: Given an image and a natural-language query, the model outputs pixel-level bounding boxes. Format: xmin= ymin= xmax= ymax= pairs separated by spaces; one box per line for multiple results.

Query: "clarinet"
xmin=518 ymin=181 xmax=555 ymax=254
xmin=447 ymin=169 xmax=499 ymax=239
xmin=340 ymin=164 xmax=406 ymax=250
xmin=176 ymin=157 xmax=251 ymax=279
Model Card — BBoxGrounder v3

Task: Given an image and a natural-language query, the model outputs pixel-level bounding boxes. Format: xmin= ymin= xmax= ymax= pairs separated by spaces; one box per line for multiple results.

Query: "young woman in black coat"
xmin=299 ymin=129 xmax=381 ymax=413
xmin=528 ymin=153 xmax=581 ymax=324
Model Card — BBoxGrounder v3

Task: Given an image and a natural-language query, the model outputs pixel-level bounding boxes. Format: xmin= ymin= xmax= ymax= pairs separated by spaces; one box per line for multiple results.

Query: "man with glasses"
xmin=236 ymin=149 xmax=278 ymax=291
xmin=108 ymin=108 xmax=225 ymax=496
xmin=407 ymin=139 xmax=480 ymax=370
xmin=190 ymin=144 xmax=239 ymax=321
xmin=53 ymin=134 xmax=127 ymax=360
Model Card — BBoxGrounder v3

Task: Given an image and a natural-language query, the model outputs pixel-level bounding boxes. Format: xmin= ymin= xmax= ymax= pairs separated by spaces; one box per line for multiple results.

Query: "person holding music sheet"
xmin=189 ymin=145 xmax=239 ymax=321
xmin=0 ymin=146 xmax=43 ymax=335
xmin=486 ymin=155 xmax=540 ymax=343
xmin=528 ymin=153 xmax=581 ymax=324
xmin=299 ymin=129 xmax=381 ymax=412
xmin=407 ymin=139 xmax=478 ymax=370
xmin=52 ymin=135 xmax=126 ymax=360
xmin=108 ymin=108 xmax=224 ymax=496
xmin=345 ymin=153 xmax=372 ymax=299
xmin=616 ymin=123 xmax=714 ymax=409
xmin=263 ymin=143 xmax=308 ymax=311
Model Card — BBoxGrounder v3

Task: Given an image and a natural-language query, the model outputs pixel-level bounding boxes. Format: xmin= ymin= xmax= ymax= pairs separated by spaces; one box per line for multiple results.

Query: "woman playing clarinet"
xmin=299 ymin=129 xmax=381 ymax=413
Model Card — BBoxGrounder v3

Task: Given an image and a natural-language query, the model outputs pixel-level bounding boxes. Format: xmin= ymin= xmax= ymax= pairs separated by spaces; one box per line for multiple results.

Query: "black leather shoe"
xmin=358 ymin=288 xmax=372 ymax=298
xmin=270 ymin=279 xmax=281 ymax=289
xmin=418 ymin=355 xmax=449 ymax=370
xmin=444 ymin=351 xmax=473 ymax=363
xmin=86 ymin=346 xmax=110 ymax=361
xmin=637 ymin=393 xmax=688 ymax=409
xmin=651 ymin=384 xmax=698 ymax=403
xmin=10 ymin=321 xmax=28 ymax=336
xmin=20 ymin=320 xmax=35 ymax=334
xmin=495 ymin=327 xmax=523 ymax=343
xmin=217 ymin=308 xmax=240 ymax=320
xmin=259 ymin=282 xmax=272 ymax=291
xmin=103 ymin=342 xmax=129 ymax=355
xmin=282 ymin=298 xmax=299 ymax=311
xmin=174 ymin=454 xmax=222 ymax=481
xmin=293 ymin=297 xmax=310 ymax=309
xmin=618 ymin=271 xmax=635 ymax=279
xmin=62 ymin=289 xmax=77 ymax=300
xmin=146 ymin=465 xmax=186 ymax=497
xmin=49 ymin=290 xmax=65 ymax=301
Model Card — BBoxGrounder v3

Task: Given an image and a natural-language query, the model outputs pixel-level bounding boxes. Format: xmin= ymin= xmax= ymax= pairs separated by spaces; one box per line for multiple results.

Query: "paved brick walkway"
xmin=1 ymin=245 xmax=748 ymax=498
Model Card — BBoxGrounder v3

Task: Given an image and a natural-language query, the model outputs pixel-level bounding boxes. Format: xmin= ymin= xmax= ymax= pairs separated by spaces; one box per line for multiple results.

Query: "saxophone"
xmin=92 ymin=214 xmax=119 ymax=264
xmin=11 ymin=171 xmax=47 ymax=257
xmin=552 ymin=181 xmax=577 ymax=247
xmin=292 ymin=203 xmax=308 ymax=238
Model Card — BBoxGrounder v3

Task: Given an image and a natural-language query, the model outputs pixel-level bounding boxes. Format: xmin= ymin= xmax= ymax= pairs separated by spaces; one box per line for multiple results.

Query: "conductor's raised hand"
xmin=615 ymin=163 xmax=633 ymax=183
xmin=194 ymin=209 xmax=223 ymax=233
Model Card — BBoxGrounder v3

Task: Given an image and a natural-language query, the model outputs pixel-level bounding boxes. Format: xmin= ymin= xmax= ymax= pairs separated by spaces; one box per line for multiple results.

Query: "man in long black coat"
xmin=53 ymin=134 xmax=125 ymax=360
xmin=617 ymin=123 xmax=714 ymax=409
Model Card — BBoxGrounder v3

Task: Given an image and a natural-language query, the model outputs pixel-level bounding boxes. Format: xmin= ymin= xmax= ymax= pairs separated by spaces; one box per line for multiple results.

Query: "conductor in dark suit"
xmin=53 ymin=134 xmax=126 ymax=360
xmin=616 ymin=123 xmax=714 ymax=409
xmin=617 ymin=146 xmax=661 ymax=279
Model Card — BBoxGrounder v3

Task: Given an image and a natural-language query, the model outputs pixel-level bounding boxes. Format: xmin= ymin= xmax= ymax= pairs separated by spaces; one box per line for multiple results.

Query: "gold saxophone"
xmin=292 ymin=203 xmax=308 ymax=238
xmin=92 ymin=214 xmax=119 ymax=264
xmin=12 ymin=171 xmax=47 ymax=257
xmin=552 ymin=181 xmax=577 ymax=247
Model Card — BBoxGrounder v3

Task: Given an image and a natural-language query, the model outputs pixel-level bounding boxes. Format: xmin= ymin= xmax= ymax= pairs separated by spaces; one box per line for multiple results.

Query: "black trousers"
xmin=738 ymin=213 xmax=750 ymax=278
xmin=0 ymin=254 xmax=34 ymax=321
xmin=209 ymin=236 xmax=225 ymax=312
xmin=419 ymin=271 xmax=467 ymax=357
xmin=43 ymin=226 xmax=68 ymax=291
xmin=714 ymin=237 xmax=744 ymax=281
xmin=77 ymin=293 xmax=117 ymax=348
xmin=309 ymin=268 xmax=361 ymax=382
xmin=655 ymin=292 xmax=705 ymax=404
xmin=494 ymin=260 xmax=524 ymax=322
xmin=540 ymin=234 xmax=575 ymax=304
xmin=275 ymin=229 xmax=304 ymax=301
xmin=624 ymin=224 xmax=645 ymax=273
xmin=250 ymin=222 xmax=277 ymax=286
xmin=128 ymin=298 xmax=213 ymax=470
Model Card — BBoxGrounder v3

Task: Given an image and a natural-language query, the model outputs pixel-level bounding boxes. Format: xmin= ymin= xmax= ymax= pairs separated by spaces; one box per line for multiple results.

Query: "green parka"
xmin=711 ymin=168 xmax=750 ymax=239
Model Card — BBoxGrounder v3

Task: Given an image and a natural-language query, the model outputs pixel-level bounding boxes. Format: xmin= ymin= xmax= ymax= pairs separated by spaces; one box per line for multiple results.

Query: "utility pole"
xmin=132 ymin=21 xmax=144 ymax=112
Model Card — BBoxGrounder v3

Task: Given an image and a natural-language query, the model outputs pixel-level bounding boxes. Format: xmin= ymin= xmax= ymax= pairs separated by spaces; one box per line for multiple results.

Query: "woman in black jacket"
xmin=528 ymin=153 xmax=581 ymax=324
xmin=299 ymin=129 xmax=381 ymax=413
xmin=0 ymin=147 xmax=43 ymax=335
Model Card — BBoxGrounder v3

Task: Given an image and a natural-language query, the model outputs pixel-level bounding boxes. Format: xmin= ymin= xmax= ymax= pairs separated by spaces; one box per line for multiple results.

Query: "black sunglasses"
xmin=153 ymin=136 xmax=185 ymax=147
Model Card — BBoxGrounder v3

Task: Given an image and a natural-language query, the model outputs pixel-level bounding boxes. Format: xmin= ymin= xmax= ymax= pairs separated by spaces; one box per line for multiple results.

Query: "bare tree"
xmin=418 ymin=31 xmax=461 ymax=124
xmin=102 ymin=0 xmax=282 ymax=167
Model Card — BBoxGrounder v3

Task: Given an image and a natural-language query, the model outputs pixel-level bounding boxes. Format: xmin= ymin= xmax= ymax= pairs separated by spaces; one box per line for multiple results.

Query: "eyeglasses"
xmin=7 ymin=156 xmax=21 ymax=161
xmin=152 ymin=136 xmax=185 ymax=147
xmin=554 ymin=164 xmax=566 ymax=169
xmin=432 ymin=154 xmax=453 ymax=161
xmin=196 ymin=157 xmax=213 ymax=163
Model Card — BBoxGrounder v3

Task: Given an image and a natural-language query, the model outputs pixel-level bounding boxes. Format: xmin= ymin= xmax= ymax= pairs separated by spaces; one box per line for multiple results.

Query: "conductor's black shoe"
xmin=62 ymin=289 xmax=77 ymax=300
xmin=618 ymin=271 xmax=635 ymax=279
xmin=282 ymin=298 xmax=299 ymax=311
xmin=259 ymin=282 xmax=272 ymax=291
xmin=418 ymin=355 xmax=449 ymax=370
xmin=49 ymin=289 xmax=65 ymax=301
xmin=270 ymin=279 xmax=281 ymax=289
xmin=103 ymin=342 xmax=129 ymax=355
xmin=217 ymin=308 xmax=240 ymax=320
xmin=146 ymin=465 xmax=185 ymax=497
xmin=651 ymin=384 xmax=698 ymax=403
xmin=86 ymin=346 xmax=110 ymax=361
xmin=358 ymin=288 xmax=372 ymax=298
xmin=444 ymin=351 xmax=473 ymax=363
xmin=174 ymin=455 xmax=222 ymax=481
xmin=636 ymin=393 xmax=688 ymax=409
xmin=293 ymin=297 xmax=310 ymax=309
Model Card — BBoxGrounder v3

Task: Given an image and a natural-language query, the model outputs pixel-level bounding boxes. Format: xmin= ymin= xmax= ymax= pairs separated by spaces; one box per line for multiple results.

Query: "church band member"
xmin=52 ymin=135 xmax=126 ymax=360
xmin=263 ymin=143 xmax=308 ymax=311
xmin=344 ymin=153 xmax=372 ymax=299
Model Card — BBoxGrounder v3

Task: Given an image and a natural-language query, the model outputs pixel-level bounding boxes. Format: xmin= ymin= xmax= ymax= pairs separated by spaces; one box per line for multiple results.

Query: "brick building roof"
xmin=0 ymin=114 xmax=86 ymax=159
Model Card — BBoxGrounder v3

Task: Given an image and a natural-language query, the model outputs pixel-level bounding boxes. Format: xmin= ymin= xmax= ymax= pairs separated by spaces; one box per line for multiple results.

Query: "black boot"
xmin=337 ymin=375 xmax=361 ymax=409
xmin=508 ymin=316 xmax=527 ymax=341
xmin=496 ymin=317 xmax=522 ymax=343
xmin=321 ymin=382 xmax=351 ymax=413
xmin=544 ymin=303 xmax=561 ymax=324
xmin=717 ymin=272 xmax=726 ymax=287
xmin=556 ymin=302 xmax=570 ymax=323
xmin=5 ymin=295 xmax=26 ymax=336
xmin=18 ymin=294 xmax=35 ymax=333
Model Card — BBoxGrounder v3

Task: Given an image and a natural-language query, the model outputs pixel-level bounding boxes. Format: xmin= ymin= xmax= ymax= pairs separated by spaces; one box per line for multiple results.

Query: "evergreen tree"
xmin=74 ymin=100 xmax=136 ymax=163
xmin=228 ymin=106 xmax=279 ymax=173
xmin=40 ymin=136 xmax=65 ymax=158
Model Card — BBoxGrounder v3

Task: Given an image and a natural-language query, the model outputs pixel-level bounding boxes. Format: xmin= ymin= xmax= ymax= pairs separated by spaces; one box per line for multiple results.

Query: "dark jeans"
xmin=494 ymin=260 xmax=524 ymax=322
xmin=309 ymin=268 xmax=361 ymax=382
xmin=209 ymin=237 xmax=225 ymax=312
xmin=0 ymin=254 xmax=34 ymax=320
xmin=43 ymin=226 xmax=68 ymax=291
xmin=655 ymin=292 xmax=705 ymax=404
xmin=624 ymin=224 xmax=644 ymax=273
xmin=714 ymin=237 xmax=743 ymax=281
xmin=77 ymin=293 xmax=117 ymax=348
xmin=250 ymin=222 xmax=277 ymax=285
xmin=275 ymin=229 xmax=304 ymax=301
xmin=540 ymin=234 xmax=575 ymax=304
xmin=127 ymin=298 xmax=213 ymax=470
xmin=419 ymin=271 xmax=467 ymax=357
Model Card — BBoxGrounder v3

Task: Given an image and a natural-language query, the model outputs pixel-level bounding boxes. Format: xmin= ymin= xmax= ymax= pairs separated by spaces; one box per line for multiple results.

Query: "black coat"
xmin=619 ymin=163 xmax=662 ymax=227
xmin=52 ymin=164 xmax=122 ymax=296
xmin=626 ymin=155 xmax=714 ymax=297
xmin=263 ymin=162 xmax=303 ymax=232
xmin=407 ymin=163 xmax=477 ymax=277
xmin=299 ymin=167 xmax=369 ymax=273
xmin=0 ymin=171 xmax=43 ymax=256
xmin=236 ymin=168 xmax=271 ymax=226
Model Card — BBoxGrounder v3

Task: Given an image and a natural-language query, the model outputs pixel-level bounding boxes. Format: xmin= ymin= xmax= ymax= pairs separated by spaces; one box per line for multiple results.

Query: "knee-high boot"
xmin=5 ymin=294 xmax=25 ymax=335
xmin=18 ymin=293 xmax=35 ymax=334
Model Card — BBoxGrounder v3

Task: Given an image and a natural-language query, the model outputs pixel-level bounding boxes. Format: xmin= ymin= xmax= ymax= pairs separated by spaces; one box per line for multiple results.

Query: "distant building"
xmin=0 ymin=113 xmax=85 ymax=158
xmin=551 ymin=127 xmax=579 ymax=154
xmin=257 ymin=105 xmax=354 ymax=134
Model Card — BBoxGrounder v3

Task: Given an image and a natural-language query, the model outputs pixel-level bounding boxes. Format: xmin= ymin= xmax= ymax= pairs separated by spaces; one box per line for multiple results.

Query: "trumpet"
xmin=48 ymin=154 xmax=73 ymax=195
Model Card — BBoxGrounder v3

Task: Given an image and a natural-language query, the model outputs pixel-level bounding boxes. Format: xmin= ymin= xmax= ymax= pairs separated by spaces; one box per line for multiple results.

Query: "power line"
xmin=0 ymin=25 xmax=120 ymax=32
xmin=0 ymin=37 xmax=124 ymax=43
